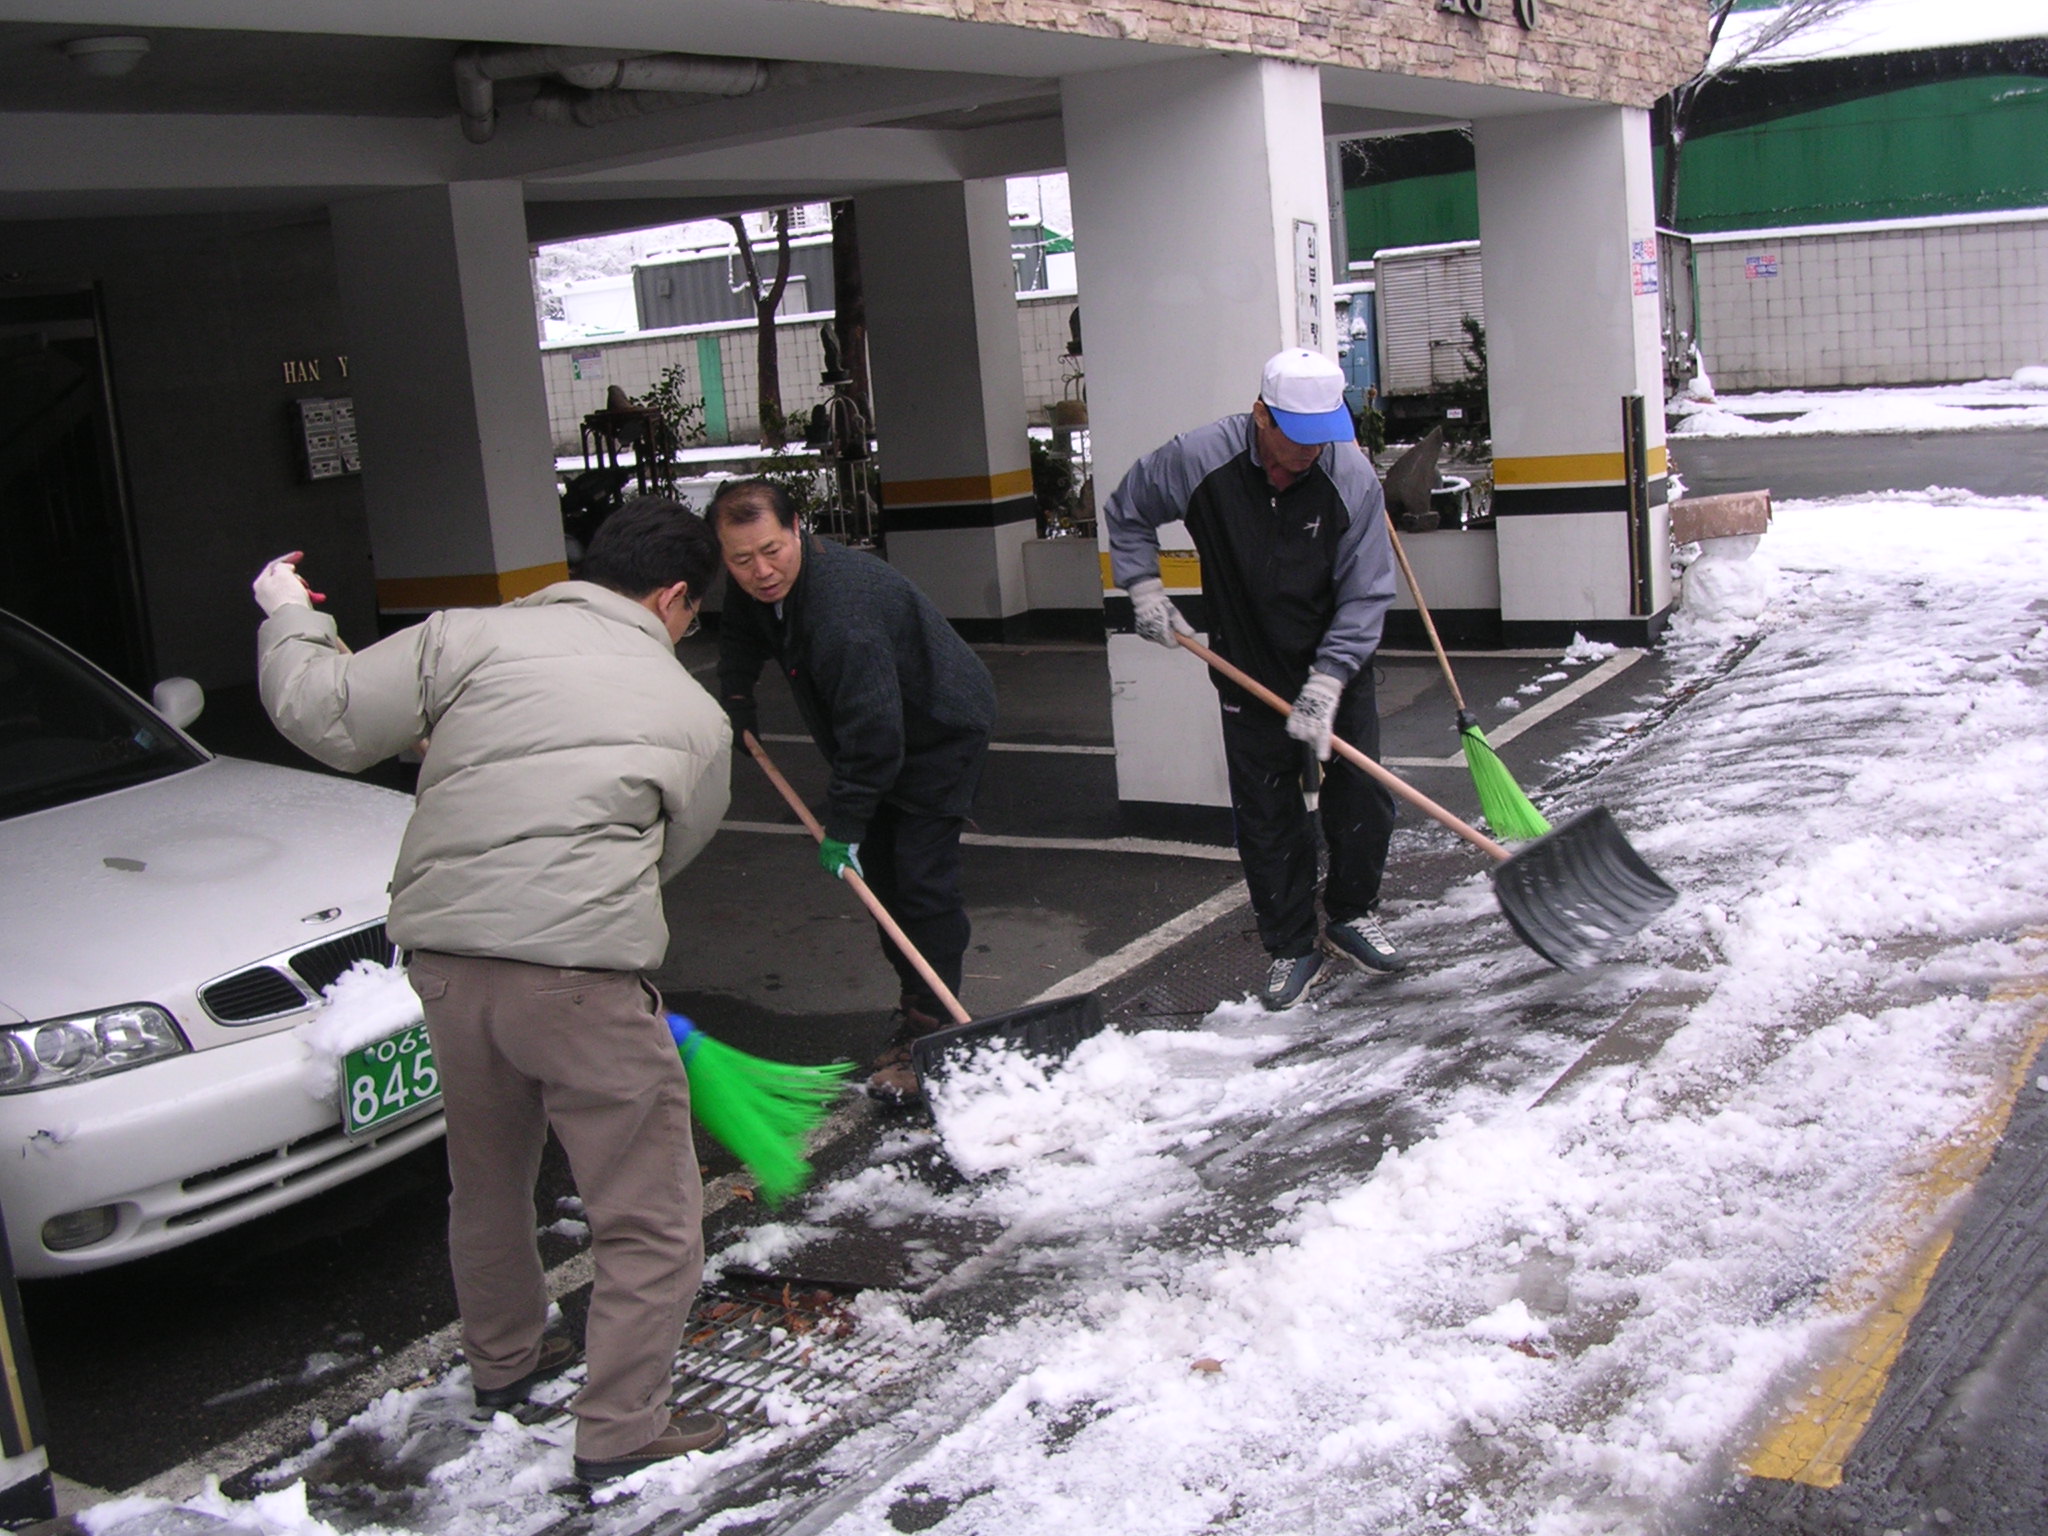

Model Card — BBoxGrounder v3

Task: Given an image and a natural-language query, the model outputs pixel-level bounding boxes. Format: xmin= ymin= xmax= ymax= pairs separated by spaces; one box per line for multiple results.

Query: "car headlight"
xmin=0 ymin=1005 xmax=188 ymax=1094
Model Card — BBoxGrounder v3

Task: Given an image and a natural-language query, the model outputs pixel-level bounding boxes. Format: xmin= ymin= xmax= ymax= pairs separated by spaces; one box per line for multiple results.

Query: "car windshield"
xmin=0 ymin=613 xmax=205 ymax=820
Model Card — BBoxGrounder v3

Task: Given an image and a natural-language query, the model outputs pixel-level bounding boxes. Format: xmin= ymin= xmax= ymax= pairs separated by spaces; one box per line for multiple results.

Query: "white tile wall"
xmin=542 ymin=294 xmax=1083 ymax=452
xmin=1695 ymin=214 xmax=2048 ymax=390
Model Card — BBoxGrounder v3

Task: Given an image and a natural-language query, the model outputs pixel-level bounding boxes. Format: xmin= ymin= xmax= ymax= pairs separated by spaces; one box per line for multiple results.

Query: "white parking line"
xmin=719 ymin=819 xmax=1237 ymax=862
xmin=757 ymin=732 xmax=1113 ymax=757
xmin=1024 ymin=883 xmax=1249 ymax=1005
xmin=1384 ymin=650 xmax=1646 ymax=768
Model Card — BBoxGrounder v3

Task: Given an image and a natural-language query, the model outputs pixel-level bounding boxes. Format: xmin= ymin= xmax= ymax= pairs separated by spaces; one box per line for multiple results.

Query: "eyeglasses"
xmin=679 ymin=599 xmax=703 ymax=640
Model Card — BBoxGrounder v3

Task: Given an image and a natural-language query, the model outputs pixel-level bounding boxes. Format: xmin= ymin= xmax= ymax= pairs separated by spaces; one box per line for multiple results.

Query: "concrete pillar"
xmin=858 ymin=177 xmax=1035 ymax=641
xmin=328 ymin=181 xmax=566 ymax=622
xmin=1063 ymin=55 xmax=1333 ymax=823
xmin=1474 ymin=106 xmax=1672 ymax=644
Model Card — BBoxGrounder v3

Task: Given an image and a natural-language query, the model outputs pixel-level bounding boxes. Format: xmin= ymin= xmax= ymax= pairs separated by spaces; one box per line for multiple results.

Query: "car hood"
xmin=0 ymin=756 xmax=412 ymax=1028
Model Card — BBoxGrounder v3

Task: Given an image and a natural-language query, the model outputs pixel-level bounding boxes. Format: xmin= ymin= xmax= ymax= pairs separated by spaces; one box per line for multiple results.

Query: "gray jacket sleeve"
xmin=1102 ymin=416 xmax=1248 ymax=589
xmin=256 ymin=606 xmax=434 ymax=771
xmin=1313 ymin=443 xmax=1399 ymax=684
xmin=656 ymin=726 xmax=732 ymax=884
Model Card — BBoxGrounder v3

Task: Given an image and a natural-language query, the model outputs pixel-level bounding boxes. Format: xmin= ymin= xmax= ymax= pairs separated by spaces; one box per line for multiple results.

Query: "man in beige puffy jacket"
xmin=252 ymin=499 xmax=732 ymax=1483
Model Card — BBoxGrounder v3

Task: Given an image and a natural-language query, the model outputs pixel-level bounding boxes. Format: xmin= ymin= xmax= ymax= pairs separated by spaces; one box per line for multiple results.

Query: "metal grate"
xmin=199 ymin=965 xmax=308 ymax=1024
xmin=669 ymin=1281 xmax=920 ymax=1439
xmin=290 ymin=922 xmax=396 ymax=994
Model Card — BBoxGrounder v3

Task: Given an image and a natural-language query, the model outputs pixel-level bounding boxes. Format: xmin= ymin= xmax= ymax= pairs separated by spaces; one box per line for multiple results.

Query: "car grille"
xmin=290 ymin=923 xmax=397 ymax=994
xmin=198 ymin=967 xmax=307 ymax=1023
xmin=198 ymin=921 xmax=395 ymax=1025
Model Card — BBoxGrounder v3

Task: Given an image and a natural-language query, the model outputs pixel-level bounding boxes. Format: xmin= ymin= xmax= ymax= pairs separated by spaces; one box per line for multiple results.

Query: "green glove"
xmin=819 ymin=837 xmax=863 ymax=880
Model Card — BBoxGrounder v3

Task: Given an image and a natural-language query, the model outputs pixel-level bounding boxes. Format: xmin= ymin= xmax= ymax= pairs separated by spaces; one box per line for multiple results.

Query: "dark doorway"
xmin=0 ymin=289 xmax=151 ymax=687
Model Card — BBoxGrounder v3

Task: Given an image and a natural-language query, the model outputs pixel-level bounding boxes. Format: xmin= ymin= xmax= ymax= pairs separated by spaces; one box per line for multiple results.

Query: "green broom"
xmin=666 ymin=1012 xmax=854 ymax=1204
xmin=1386 ymin=523 xmax=1551 ymax=841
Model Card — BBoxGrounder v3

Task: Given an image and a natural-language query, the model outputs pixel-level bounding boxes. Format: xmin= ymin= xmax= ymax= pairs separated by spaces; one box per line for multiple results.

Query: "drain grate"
xmin=670 ymin=1280 xmax=923 ymax=1437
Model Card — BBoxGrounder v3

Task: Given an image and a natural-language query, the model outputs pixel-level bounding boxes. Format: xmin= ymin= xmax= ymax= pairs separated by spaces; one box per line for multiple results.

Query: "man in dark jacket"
xmin=711 ymin=478 xmax=996 ymax=1103
xmin=1103 ymin=348 xmax=1402 ymax=1011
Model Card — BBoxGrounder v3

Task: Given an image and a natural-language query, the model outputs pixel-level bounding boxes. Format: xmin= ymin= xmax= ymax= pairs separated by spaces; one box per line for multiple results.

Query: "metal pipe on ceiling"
xmin=454 ymin=43 xmax=773 ymax=142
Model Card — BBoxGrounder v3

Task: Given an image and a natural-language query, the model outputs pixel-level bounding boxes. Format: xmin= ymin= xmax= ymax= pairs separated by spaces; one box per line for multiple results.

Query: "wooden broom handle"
xmin=1171 ymin=634 xmax=1511 ymax=864
xmin=1385 ymin=523 xmax=1468 ymax=715
xmin=742 ymin=731 xmax=974 ymax=1026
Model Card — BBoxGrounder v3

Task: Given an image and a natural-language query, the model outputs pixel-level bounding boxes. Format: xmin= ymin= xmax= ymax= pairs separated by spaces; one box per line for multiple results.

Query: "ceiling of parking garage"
xmin=0 ymin=24 xmax=458 ymax=116
xmin=0 ymin=6 xmax=1515 ymax=228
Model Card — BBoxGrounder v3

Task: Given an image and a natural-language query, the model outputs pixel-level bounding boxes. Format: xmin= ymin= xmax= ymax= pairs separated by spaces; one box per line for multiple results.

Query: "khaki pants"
xmin=408 ymin=951 xmax=703 ymax=1461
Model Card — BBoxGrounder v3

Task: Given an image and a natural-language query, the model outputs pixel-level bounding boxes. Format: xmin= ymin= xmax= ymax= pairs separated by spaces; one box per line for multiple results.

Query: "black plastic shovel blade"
xmin=1491 ymin=807 xmax=1678 ymax=971
xmin=910 ymin=992 xmax=1106 ymax=1087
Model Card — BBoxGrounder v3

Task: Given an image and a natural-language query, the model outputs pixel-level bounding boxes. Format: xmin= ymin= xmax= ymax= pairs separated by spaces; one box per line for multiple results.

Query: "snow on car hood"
xmin=0 ymin=756 xmax=412 ymax=1028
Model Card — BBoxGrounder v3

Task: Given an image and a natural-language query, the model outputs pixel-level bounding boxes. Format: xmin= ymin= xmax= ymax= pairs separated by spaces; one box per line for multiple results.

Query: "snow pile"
xmin=1679 ymin=532 xmax=1776 ymax=624
xmin=701 ymin=492 xmax=2048 ymax=1534
xmin=1560 ymin=634 xmax=1619 ymax=666
xmin=293 ymin=960 xmax=423 ymax=1102
xmin=80 ymin=1481 xmax=344 ymax=1536
xmin=2015 ymin=365 xmax=2048 ymax=390
xmin=1671 ymin=379 xmax=2048 ymax=439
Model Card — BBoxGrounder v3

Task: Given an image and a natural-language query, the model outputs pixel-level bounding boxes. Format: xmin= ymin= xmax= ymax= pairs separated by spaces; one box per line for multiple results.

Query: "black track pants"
xmin=859 ymin=799 xmax=972 ymax=1016
xmin=1221 ymin=673 xmax=1397 ymax=959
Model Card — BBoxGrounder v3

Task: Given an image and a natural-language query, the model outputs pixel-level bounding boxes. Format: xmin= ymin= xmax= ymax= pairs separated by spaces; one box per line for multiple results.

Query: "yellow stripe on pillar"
xmin=881 ymin=469 xmax=1034 ymax=508
xmin=1493 ymin=446 xmax=1668 ymax=486
xmin=375 ymin=561 xmax=570 ymax=611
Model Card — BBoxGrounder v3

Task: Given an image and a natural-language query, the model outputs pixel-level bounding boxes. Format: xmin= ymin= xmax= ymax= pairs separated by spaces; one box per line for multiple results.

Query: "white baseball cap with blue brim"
xmin=1259 ymin=348 xmax=1356 ymax=445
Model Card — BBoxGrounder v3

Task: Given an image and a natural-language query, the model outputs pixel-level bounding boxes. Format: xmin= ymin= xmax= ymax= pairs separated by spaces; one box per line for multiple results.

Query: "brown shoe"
xmin=864 ymin=1038 xmax=923 ymax=1108
xmin=573 ymin=1408 xmax=729 ymax=1482
xmin=473 ymin=1333 xmax=581 ymax=1410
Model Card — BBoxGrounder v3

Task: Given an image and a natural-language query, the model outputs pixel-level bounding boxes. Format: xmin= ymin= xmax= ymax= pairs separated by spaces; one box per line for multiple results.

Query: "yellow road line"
xmin=1742 ymin=960 xmax=2048 ymax=1486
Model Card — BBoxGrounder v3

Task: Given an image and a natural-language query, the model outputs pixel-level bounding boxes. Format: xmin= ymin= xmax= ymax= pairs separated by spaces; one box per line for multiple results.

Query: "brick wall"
xmin=831 ymin=0 xmax=1710 ymax=108
xmin=1695 ymin=213 xmax=2048 ymax=390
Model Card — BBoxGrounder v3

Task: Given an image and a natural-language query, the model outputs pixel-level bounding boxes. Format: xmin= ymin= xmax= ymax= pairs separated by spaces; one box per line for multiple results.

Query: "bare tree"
xmin=1658 ymin=0 xmax=1868 ymax=228
xmin=725 ymin=208 xmax=794 ymax=446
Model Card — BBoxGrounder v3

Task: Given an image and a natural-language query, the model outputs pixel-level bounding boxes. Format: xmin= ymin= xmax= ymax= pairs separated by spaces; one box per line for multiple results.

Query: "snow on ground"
xmin=1671 ymin=374 xmax=2048 ymax=439
xmin=706 ymin=491 xmax=2048 ymax=1535
xmin=86 ymin=493 xmax=2048 ymax=1536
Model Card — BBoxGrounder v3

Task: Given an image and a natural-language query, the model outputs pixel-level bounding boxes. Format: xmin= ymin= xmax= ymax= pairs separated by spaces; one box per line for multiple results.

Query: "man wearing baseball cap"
xmin=1103 ymin=348 xmax=1403 ymax=1009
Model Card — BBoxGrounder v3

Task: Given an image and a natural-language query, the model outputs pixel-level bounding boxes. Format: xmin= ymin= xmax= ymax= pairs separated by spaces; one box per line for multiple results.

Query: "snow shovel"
xmin=741 ymin=731 xmax=1106 ymax=1086
xmin=1173 ymin=635 xmax=1676 ymax=971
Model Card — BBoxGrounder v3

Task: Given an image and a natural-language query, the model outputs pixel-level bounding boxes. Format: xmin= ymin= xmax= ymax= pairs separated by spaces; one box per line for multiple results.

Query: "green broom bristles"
xmin=1457 ymin=712 xmax=1552 ymax=841
xmin=667 ymin=1013 xmax=855 ymax=1204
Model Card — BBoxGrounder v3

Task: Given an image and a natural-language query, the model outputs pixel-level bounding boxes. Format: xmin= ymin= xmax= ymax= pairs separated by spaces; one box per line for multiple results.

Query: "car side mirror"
xmin=152 ymin=676 xmax=204 ymax=729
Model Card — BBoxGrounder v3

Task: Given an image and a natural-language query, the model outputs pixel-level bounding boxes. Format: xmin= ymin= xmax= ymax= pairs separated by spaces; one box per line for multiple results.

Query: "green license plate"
xmin=341 ymin=1022 xmax=441 ymax=1137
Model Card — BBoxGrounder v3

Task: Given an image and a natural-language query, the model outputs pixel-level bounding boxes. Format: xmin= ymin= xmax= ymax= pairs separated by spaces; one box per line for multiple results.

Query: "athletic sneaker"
xmin=1324 ymin=913 xmax=1407 ymax=973
xmin=573 ymin=1408 xmax=729 ymax=1483
xmin=1258 ymin=951 xmax=1324 ymax=1010
xmin=473 ymin=1333 xmax=581 ymax=1410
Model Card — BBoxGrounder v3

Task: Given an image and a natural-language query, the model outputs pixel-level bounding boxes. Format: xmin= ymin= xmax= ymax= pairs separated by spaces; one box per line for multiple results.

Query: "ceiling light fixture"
xmin=61 ymin=36 xmax=152 ymax=79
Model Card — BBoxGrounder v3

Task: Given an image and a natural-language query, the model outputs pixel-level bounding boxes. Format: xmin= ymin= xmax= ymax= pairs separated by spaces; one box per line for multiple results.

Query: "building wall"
xmin=1694 ymin=211 xmax=2048 ymax=390
xmin=541 ymin=292 xmax=1085 ymax=454
xmin=0 ymin=212 xmax=376 ymax=688
xmin=1017 ymin=293 xmax=1083 ymax=421
xmin=827 ymin=0 xmax=1708 ymax=108
xmin=1674 ymin=74 xmax=2048 ymax=233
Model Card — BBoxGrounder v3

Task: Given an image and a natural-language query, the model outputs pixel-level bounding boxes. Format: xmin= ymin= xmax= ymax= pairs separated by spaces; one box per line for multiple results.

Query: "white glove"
xmin=253 ymin=553 xmax=320 ymax=616
xmin=1285 ymin=671 xmax=1345 ymax=762
xmin=1128 ymin=576 xmax=1194 ymax=649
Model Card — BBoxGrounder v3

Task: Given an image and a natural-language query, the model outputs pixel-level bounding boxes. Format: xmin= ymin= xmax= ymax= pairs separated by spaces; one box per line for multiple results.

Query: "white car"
xmin=0 ymin=609 xmax=443 ymax=1278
